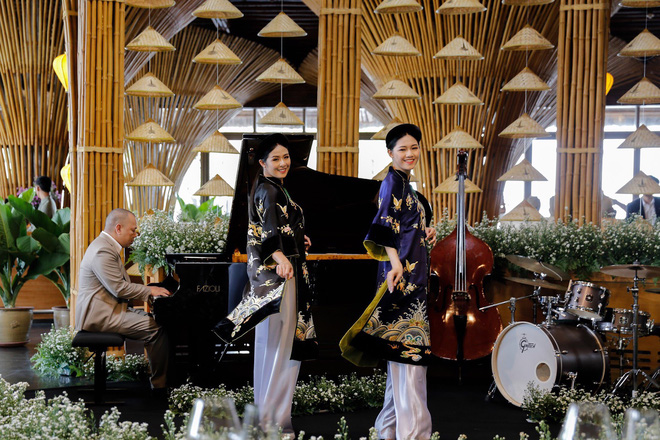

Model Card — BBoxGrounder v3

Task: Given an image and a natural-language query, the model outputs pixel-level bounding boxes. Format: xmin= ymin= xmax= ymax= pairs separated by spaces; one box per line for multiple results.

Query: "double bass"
xmin=429 ymin=150 xmax=502 ymax=361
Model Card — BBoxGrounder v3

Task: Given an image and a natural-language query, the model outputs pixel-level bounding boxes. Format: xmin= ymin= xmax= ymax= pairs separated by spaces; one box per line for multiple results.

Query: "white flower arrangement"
xmin=130 ymin=209 xmax=229 ymax=275
xmin=435 ymin=211 xmax=660 ymax=278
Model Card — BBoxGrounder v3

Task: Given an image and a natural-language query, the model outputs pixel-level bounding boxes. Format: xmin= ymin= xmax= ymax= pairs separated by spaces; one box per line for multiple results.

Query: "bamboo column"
xmin=360 ymin=0 xmax=559 ymax=223
xmin=555 ymin=0 xmax=609 ymax=225
xmin=0 ymin=1 xmax=68 ymax=198
xmin=68 ymin=0 xmax=126 ymax=322
xmin=317 ymin=0 xmax=361 ymax=177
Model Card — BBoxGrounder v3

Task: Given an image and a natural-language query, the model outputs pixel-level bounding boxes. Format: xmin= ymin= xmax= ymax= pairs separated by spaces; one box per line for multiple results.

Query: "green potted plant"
xmin=0 ymin=192 xmax=71 ymax=345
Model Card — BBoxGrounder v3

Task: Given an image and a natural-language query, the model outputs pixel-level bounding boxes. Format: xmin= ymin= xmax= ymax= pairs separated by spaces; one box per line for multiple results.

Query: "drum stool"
xmin=72 ymin=331 xmax=125 ymax=404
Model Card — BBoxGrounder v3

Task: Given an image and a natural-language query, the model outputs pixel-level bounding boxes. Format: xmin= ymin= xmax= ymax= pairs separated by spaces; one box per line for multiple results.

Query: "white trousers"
xmin=375 ymin=361 xmax=432 ymax=440
xmin=253 ymin=280 xmax=301 ymax=435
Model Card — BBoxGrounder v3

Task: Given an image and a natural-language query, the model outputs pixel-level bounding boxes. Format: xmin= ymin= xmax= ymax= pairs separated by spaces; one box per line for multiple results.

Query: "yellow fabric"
xmin=363 ymin=240 xmax=390 ymax=261
xmin=339 ymin=281 xmax=389 ymax=367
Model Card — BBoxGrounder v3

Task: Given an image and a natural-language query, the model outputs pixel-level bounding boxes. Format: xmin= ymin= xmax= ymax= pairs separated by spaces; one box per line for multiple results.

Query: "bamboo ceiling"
xmin=123 ymin=26 xmax=280 ymax=214
xmin=0 ymin=0 xmax=68 ymax=198
xmin=360 ymin=0 xmax=559 ymax=222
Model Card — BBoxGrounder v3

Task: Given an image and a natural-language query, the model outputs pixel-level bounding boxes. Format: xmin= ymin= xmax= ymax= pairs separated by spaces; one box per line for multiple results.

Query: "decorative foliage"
xmin=129 ymin=206 xmax=229 ymax=275
xmin=169 ymin=372 xmax=387 ymax=417
xmin=522 ymin=383 xmax=660 ymax=435
xmin=0 ymin=375 xmax=152 ymax=439
xmin=30 ymin=327 xmax=148 ymax=381
xmin=434 ymin=212 xmax=660 ymax=278
xmin=0 ymin=195 xmax=71 ymax=308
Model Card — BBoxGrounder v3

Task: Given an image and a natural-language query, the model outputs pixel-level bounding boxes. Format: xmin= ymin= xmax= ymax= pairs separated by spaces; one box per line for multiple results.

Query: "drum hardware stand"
xmin=567 ymin=372 xmax=578 ymax=390
xmin=609 ymin=264 xmax=659 ymax=397
xmin=479 ymin=294 xmax=533 ymax=325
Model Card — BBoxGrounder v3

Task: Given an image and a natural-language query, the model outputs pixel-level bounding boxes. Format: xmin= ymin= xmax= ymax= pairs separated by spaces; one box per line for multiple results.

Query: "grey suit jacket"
xmin=75 ymin=233 xmax=152 ymax=331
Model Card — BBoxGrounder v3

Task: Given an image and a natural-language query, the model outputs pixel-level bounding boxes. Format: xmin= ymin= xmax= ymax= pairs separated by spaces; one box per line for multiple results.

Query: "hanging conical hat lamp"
xmin=618 ymin=29 xmax=660 ymax=58
xmin=192 ymin=131 xmax=239 ymax=154
xmin=259 ymin=102 xmax=304 ymax=126
xmin=371 ymin=117 xmax=405 ymax=140
xmin=617 ymin=78 xmax=660 ymax=105
xmin=499 ymin=114 xmax=549 ymax=138
xmin=193 ymin=39 xmax=242 ymax=65
xmin=126 ymin=164 xmax=174 ymax=187
xmin=373 ymin=79 xmax=421 ymax=100
xmin=192 ymin=0 xmax=243 ymax=19
xmin=258 ymin=12 xmax=307 ymax=38
xmin=433 ymin=176 xmax=482 ymax=193
xmin=126 ymin=26 xmax=175 ymax=52
xmin=374 ymin=0 xmax=423 ymax=13
xmin=620 ymin=0 xmax=660 ymax=7
xmin=125 ymin=118 xmax=175 ymax=143
xmin=194 ymin=86 xmax=242 ymax=110
xmin=501 ymin=67 xmax=550 ymax=92
xmin=372 ymin=164 xmax=421 ymax=182
xmin=501 ymin=26 xmax=554 ymax=51
xmin=616 ymin=171 xmax=660 ymax=194
xmin=497 ymin=159 xmax=547 ymax=181
xmin=433 ymin=36 xmax=483 ymax=60
xmin=372 ymin=34 xmax=421 ymax=57
xmin=500 ymin=200 xmax=543 ymax=221
xmin=256 ymin=58 xmax=305 ymax=84
xmin=436 ymin=0 xmax=486 ymax=15
xmin=433 ymin=82 xmax=483 ymax=105
xmin=126 ymin=0 xmax=175 ymax=8
xmin=502 ymin=0 xmax=553 ymax=5
xmin=194 ymin=175 xmax=235 ymax=197
xmin=433 ymin=127 xmax=484 ymax=149
xmin=618 ymin=124 xmax=660 ymax=149
xmin=126 ymin=73 xmax=174 ymax=97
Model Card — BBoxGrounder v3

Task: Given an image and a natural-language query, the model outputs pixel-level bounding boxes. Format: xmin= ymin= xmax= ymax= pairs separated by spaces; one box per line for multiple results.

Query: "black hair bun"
xmin=258 ymin=133 xmax=290 ymax=161
xmin=385 ymin=123 xmax=421 ymax=150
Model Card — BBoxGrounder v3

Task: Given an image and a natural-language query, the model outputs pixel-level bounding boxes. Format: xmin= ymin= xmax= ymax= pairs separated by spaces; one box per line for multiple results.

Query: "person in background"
xmin=626 ymin=175 xmax=660 ymax=225
xmin=526 ymin=196 xmax=541 ymax=211
xmin=75 ymin=209 xmax=171 ymax=395
xmin=34 ymin=175 xmax=57 ymax=218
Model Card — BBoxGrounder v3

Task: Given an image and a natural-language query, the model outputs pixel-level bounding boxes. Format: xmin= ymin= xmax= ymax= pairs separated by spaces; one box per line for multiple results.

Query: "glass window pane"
xmin=305 ymin=108 xmax=318 ymax=133
xmin=221 ymin=109 xmax=254 ymax=132
xmin=602 ymin=138 xmax=634 ymax=218
xmin=359 ymin=108 xmax=382 ymax=132
xmin=357 ymin=140 xmax=391 ymax=180
xmin=604 ymin=105 xmax=637 ymax=132
xmin=530 ymin=139 xmax=557 ymax=218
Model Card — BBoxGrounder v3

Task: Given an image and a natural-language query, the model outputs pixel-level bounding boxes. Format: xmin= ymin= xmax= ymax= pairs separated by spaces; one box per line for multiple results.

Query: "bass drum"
xmin=492 ymin=322 xmax=608 ymax=406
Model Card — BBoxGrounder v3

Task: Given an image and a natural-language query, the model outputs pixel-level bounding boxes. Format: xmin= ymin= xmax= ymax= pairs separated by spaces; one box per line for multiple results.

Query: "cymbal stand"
xmin=610 ymin=265 xmax=659 ymax=397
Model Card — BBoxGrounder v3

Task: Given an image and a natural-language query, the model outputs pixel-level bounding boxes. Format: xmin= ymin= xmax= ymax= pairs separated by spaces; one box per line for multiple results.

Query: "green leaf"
xmin=58 ymin=233 xmax=70 ymax=254
xmin=8 ymin=195 xmax=58 ymax=234
xmin=26 ymin=252 xmax=70 ymax=280
xmin=18 ymin=187 xmax=35 ymax=203
xmin=16 ymin=235 xmax=41 ymax=254
xmin=32 ymin=228 xmax=60 ymax=253
xmin=182 ymin=204 xmax=198 ymax=221
xmin=52 ymin=208 xmax=71 ymax=234
xmin=0 ymin=204 xmax=15 ymax=251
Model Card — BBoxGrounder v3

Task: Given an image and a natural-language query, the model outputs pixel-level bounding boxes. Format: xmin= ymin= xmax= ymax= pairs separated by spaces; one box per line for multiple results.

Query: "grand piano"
xmin=152 ymin=134 xmax=427 ymax=385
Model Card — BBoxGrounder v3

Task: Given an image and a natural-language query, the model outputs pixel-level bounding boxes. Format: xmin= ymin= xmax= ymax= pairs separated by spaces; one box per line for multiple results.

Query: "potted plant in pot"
xmin=0 ymin=193 xmax=71 ymax=345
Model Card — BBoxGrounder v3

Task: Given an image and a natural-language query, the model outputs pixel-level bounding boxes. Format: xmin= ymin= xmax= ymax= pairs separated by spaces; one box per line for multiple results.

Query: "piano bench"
xmin=72 ymin=331 xmax=125 ymax=404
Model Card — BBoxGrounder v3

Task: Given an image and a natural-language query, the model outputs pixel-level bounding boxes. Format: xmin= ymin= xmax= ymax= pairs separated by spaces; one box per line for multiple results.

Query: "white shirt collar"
xmin=101 ymin=231 xmax=123 ymax=254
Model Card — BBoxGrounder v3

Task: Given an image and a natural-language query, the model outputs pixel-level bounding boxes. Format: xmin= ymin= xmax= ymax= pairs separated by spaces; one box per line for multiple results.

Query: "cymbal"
xmin=600 ymin=264 xmax=660 ymax=279
xmin=505 ymin=255 xmax=569 ymax=280
xmin=504 ymin=276 xmax=567 ymax=291
xmin=646 ymin=288 xmax=660 ymax=294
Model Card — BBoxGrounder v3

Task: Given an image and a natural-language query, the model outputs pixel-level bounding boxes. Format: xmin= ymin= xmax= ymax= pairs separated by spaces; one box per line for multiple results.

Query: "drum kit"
xmin=485 ymin=256 xmax=660 ymax=407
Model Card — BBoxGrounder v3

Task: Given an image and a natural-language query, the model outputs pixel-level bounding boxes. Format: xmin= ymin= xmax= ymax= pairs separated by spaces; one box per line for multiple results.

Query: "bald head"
xmin=104 ymin=209 xmax=138 ymax=248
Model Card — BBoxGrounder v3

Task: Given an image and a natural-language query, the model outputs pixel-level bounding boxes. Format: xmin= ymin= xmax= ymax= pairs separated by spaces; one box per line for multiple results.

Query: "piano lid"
xmin=223 ymin=134 xmax=382 ymax=257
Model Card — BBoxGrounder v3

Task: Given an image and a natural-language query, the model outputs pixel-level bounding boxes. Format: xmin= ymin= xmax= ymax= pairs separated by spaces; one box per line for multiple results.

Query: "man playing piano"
xmin=213 ymin=134 xmax=317 ymax=438
xmin=75 ymin=208 xmax=172 ymax=393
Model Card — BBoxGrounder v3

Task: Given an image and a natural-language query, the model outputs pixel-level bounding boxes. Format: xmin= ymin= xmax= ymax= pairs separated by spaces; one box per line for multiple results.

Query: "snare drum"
xmin=564 ymin=280 xmax=610 ymax=320
xmin=596 ymin=308 xmax=654 ymax=335
xmin=492 ymin=322 xmax=608 ymax=406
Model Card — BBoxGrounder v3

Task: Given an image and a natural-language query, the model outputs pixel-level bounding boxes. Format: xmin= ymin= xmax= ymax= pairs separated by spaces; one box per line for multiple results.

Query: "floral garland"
xmin=168 ymin=372 xmax=387 ymax=417
xmin=522 ymin=383 xmax=660 ymax=436
xmin=435 ymin=209 xmax=660 ymax=279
